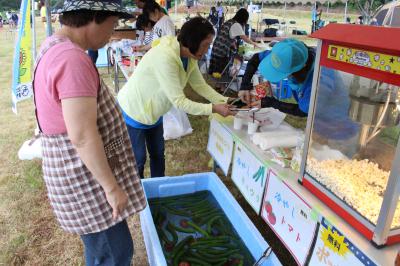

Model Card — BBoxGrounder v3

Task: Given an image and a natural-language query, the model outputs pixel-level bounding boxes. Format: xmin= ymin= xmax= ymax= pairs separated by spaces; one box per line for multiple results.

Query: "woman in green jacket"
xmin=118 ymin=17 xmax=234 ymax=178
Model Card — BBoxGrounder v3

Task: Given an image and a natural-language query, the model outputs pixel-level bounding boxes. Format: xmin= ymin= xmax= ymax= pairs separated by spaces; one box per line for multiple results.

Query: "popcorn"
xmin=307 ymin=158 xmax=400 ymax=228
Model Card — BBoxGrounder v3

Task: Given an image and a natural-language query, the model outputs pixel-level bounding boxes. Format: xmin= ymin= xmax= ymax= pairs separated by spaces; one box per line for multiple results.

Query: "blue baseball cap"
xmin=258 ymin=38 xmax=308 ymax=83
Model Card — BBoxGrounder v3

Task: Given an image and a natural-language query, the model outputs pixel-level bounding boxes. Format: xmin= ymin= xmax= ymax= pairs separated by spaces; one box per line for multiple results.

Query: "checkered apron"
xmin=33 ymin=37 xmax=147 ymax=235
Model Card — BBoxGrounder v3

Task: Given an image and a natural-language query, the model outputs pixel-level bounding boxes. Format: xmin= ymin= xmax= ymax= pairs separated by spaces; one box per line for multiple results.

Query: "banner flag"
xmin=12 ymin=0 xmax=33 ymax=114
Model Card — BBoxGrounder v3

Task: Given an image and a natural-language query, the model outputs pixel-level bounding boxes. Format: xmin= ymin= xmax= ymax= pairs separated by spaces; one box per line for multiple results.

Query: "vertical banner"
xmin=231 ymin=141 xmax=268 ymax=213
xmin=12 ymin=0 xmax=33 ymax=114
xmin=309 ymin=218 xmax=378 ymax=266
xmin=261 ymin=170 xmax=318 ymax=265
xmin=207 ymin=119 xmax=234 ymax=176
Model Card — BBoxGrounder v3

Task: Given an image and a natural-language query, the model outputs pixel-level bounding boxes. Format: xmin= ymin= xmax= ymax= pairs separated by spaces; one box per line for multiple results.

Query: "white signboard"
xmin=261 ymin=170 xmax=318 ymax=265
xmin=309 ymin=217 xmax=377 ymax=266
xmin=207 ymin=119 xmax=234 ymax=176
xmin=231 ymin=141 xmax=268 ymax=213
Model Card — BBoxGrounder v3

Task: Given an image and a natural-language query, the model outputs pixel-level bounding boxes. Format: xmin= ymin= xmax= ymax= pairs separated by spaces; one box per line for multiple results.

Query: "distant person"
xmin=356 ymin=15 xmax=364 ymax=24
xmin=134 ymin=14 xmax=155 ymax=51
xmin=216 ymin=2 xmax=224 ymax=30
xmin=133 ymin=1 xmax=174 ymax=52
xmin=208 ymin=6 xmax=218 ymax=27
xmin=0 ymin=15 xmax=3 ymax=28
xmin=208 ymin=8 xmax=260 ymax=75
xmin=39 ymin=0 xmax=48 ymax=30
xmin=346 ymin=17 xmax=351 ymax=24
xmin=311 ymin=4 xmax=322 ymax=32
xmin=6 ymin=11 xmax=11 ymax=25
xmin=370 ymin=18 xmax=378 ymax=26
xmin=11 ymin=13 xmax=18 ymax=28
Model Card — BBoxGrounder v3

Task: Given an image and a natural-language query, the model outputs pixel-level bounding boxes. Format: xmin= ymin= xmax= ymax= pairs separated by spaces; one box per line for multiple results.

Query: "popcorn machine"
xmin=299 ymin=24 xmax=400 ymax=247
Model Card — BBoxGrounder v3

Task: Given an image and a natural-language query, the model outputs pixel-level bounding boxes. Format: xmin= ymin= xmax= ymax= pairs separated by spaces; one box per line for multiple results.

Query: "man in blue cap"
xmin=239 ymin=38 xmax=359 ymax=154
xmin=239 ymin=38 xmax=314 ymax=117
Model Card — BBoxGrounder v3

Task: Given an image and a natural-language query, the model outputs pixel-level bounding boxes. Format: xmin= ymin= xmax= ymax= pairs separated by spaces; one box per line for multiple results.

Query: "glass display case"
xmin=299 ymin=24 xmax=400 ymax=247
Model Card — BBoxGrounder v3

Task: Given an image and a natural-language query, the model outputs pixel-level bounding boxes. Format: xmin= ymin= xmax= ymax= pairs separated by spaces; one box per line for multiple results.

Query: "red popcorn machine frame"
xmin=299 ymin=24 xmax=400 ymax=247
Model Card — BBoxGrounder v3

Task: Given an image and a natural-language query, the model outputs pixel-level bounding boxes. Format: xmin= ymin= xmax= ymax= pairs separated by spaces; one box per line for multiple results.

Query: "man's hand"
xmin=105 ymin=183 xmax=129 ymax=220
xmin=212 ymin=103 xmax=236 ymax=117
xmin=250 ymin=100 xmax=261 ymax=108
xmin=238 ymin=90 xmax=251 ymax=104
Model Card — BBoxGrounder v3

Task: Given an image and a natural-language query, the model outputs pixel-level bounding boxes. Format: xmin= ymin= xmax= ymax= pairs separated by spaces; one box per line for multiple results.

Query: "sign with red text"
xmin=231 ymin=141 xmax=268 ymax=213
xmin=207 ymin=119 xmax=234 ymax=175
xmin=261 ymin=170 xmax=318 ymax=265
xmin=309 ymin=218 xmax=377 ymax=266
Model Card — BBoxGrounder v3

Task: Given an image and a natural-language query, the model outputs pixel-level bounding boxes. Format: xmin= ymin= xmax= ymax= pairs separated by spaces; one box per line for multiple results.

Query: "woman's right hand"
xmin=212 ymin=103 xmax=236 ymax=117
xmin=105 ymin=183 xmax=129 ymax=220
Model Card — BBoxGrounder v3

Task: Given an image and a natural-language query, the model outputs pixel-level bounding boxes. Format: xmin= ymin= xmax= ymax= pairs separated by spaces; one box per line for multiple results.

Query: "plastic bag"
xmin=18 ymin=136 xmax=42 ymax=160
xmin=163 ymin=107 xmax=193 ymax=140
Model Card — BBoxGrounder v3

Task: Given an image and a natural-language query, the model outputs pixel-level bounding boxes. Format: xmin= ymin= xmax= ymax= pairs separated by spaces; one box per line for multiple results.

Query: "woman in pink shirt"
xmin=33 ymin=1 xmax=146 ymax=265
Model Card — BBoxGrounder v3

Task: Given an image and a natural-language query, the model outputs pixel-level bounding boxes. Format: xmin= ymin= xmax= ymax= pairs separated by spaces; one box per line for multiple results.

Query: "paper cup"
xmin=247 ymin=121 xmax=260 ymax=134
xmin=233 ymin=116 xmax=244 ymax=130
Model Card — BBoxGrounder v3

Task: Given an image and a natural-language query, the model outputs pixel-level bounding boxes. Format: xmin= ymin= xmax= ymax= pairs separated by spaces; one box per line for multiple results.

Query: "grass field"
xmin=0 ymin=7 xmax=357 ymax=266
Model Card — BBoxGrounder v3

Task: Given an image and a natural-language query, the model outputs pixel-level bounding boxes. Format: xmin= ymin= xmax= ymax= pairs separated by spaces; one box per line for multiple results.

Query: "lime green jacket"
xmin=117 ymin=36 xmax=228 ymax=125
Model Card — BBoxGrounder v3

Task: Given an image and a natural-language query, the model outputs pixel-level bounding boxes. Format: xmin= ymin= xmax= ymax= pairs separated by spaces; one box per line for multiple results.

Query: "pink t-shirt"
xmin=34 ymin=36 xmax=99 ymax=135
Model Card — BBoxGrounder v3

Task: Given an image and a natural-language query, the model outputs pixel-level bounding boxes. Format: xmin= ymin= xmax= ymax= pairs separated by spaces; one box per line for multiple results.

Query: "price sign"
xmin=309 ymin=218 xmax=377 ymax=266
xmin=231 ymin=141 xmax=268 ymax=213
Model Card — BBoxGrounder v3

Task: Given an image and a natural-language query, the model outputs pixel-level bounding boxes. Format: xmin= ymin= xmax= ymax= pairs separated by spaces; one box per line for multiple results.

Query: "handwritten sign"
xmin=309 ymin=218 xmax=377 ymax=266
xmin=261 ymin=170 xmax=318 ymax=265
xmin=231 ymin=141 xmax=268 ymax=213
xmin=207 ymin=119 xmax=234 ymax=175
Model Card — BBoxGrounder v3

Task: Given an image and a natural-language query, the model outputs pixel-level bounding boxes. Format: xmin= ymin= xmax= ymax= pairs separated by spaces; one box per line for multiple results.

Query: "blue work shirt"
xmin=258 ymin=50 xmax=311 ymax=114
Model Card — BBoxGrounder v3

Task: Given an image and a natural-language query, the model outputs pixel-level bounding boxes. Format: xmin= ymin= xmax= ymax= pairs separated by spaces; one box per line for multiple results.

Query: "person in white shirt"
xmin=135 ymin=14 xmax=155 ymax=51
xmin=216 ymin=2 xmax=224 ymax=29
xmin=133 ymin=1 xmax=174 ymax=52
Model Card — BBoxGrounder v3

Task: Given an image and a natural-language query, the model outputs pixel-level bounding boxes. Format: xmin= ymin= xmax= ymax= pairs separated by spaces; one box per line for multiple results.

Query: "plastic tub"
xmin=140 ymin=172 xmax=281 ymax=266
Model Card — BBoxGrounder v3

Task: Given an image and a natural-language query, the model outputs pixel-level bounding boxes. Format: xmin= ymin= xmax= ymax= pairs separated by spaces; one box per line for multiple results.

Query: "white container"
xmin=233 ymin=116 xmax=245 ymax=130
xmin=248 ymin=120 xmax=260 ymax=134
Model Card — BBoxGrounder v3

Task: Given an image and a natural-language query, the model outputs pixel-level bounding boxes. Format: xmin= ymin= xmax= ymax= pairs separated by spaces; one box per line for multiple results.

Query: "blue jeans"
xmin=80 ymin=220 xmax=133 ymax=266
xmin=126 ymin=122 xmax=165 ymax=178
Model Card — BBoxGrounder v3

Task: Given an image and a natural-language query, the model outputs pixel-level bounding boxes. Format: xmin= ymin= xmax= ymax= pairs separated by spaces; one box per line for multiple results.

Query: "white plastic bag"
xmin=18 ymin=136 xmax=42 ymax=160
xmin=163 ymin=107 xmax=193 ymax=140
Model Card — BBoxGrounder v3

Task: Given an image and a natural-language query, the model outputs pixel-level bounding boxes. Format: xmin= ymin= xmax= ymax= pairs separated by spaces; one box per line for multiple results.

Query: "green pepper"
xmin=161 ymin=205 xmax=191 ymax=217
xmin=170 ymin=236 xmax=194 ymax=259
xmin=186 ymin=220 xmax=209 ymax=237
xmin=172 ymin=246 xmax=189 ymax=266
xmin=190 ymin=251 xmax=228 ymax=264
xmin=166 ymin=222 xmax=178 ymax=245
xmin=185 ymin=257 xmax=212 ymax=266
xmin=206 ymin=215 xmax=223 ymax=233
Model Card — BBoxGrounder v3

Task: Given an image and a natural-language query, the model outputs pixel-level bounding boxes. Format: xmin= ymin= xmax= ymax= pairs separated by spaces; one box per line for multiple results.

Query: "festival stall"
xmin=208 ymin=24 xmax=400 ymax=265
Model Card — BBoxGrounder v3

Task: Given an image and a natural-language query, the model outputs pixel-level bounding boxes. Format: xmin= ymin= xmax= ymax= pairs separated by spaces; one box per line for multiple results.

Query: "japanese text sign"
xmin=231 ymin=141 xmax=268 ymax=213
xmin=261 ymin=170 xmax=318 ymax=265
xmin=207 ymin=119 xmax=234 ymax=176
xmin=309 ymin=218 xmax=377 ymax=266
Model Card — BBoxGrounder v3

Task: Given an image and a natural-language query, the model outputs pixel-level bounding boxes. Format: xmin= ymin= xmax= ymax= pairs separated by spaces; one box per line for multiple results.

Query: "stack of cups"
xmin=233 ymin=116 xmax=244 ymax=130
xmin=247 ymin=120 xmax=260 ymax=134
